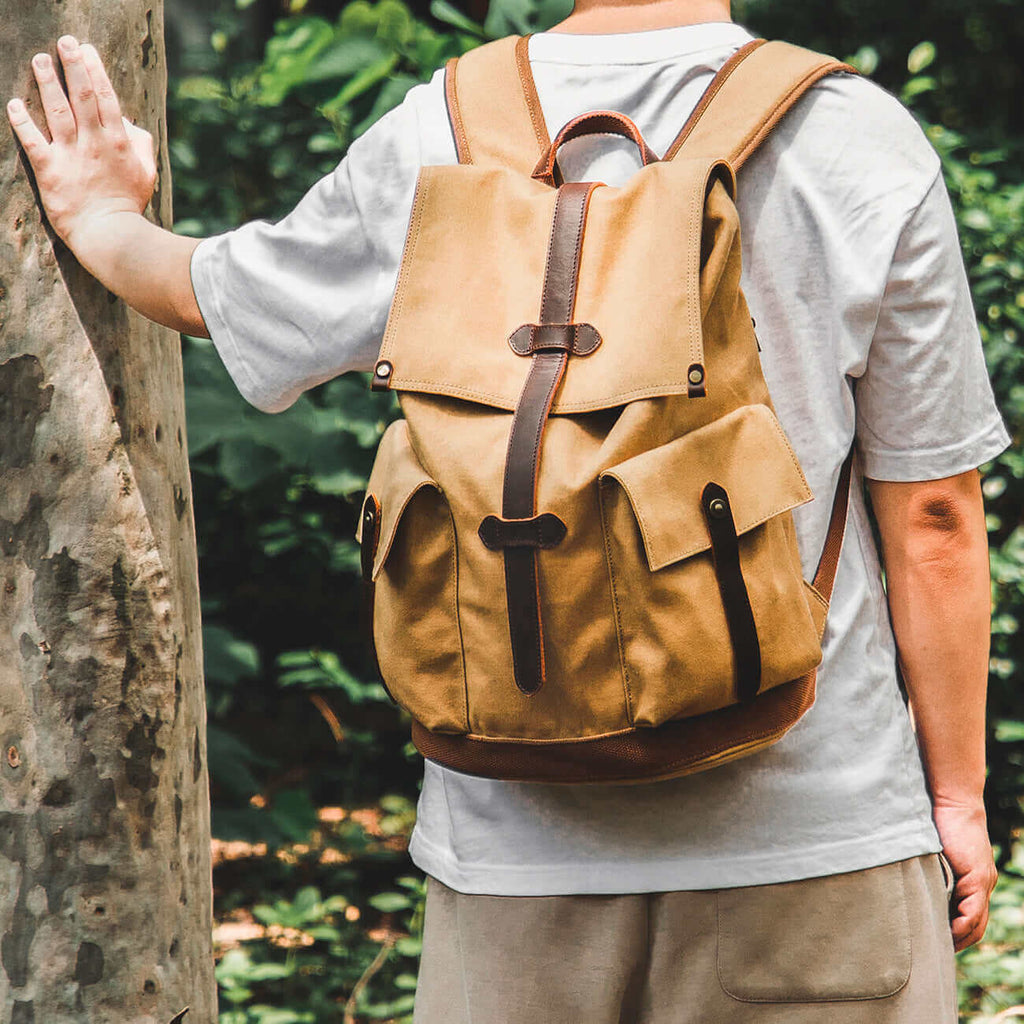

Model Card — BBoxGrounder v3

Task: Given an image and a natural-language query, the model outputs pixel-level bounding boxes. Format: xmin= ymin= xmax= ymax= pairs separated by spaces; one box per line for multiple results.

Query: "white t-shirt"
xmin=191 ymin=22 xmax=1010 ymax=895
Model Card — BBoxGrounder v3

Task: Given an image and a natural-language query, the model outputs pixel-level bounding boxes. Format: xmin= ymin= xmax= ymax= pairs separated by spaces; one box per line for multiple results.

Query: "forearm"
xmin=871 ymin=474 xmax=991 ymax=806
xmin=70 ymin=211 xmax=208 ymax=337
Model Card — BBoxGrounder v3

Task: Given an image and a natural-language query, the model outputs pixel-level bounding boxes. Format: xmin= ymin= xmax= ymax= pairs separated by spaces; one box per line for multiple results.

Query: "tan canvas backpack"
xmin=357 ymin=36 xmax=856 ymax=784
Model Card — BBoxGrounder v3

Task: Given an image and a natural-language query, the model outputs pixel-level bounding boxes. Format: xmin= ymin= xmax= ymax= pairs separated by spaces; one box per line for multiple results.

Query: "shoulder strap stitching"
xmin=515 ymin=34 xmax=551 ymax=155
xmin=731 ymin=59 xmax=855 ymax=170
xmin=444 ymin=56 xmax=473 ymax=164
xmin=664 ymin=38 xmax=767 ymax=160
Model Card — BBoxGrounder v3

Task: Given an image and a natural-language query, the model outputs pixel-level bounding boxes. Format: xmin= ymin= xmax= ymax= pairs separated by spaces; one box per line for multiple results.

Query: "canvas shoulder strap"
xmin=664 ymin=39 xmax=855 ymax=167
xmin=443 ymin=35 xmax=549 ymax=173
xmin=444 ymin=36 xmax=854 ymax=173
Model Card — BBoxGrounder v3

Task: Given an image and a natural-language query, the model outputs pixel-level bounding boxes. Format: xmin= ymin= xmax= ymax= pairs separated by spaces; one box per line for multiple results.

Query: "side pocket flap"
xmin=357 ymin=420 xmax=440 ymax=580
xmin=599 ymin=404 xmax=812 ymax=571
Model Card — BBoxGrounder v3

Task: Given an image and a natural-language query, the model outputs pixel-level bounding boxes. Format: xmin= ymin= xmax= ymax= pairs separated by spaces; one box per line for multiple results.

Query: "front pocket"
xmin=359 ymin=420 xmax=467 ymax=733
xmin=716 ymin=860 xmax=912 ymax=1002
xmin=599 ymin=404 xmax=822 ymax=726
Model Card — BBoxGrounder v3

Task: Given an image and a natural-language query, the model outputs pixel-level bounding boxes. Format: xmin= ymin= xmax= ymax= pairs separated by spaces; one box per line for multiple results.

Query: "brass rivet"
xmin=374 ymin=361 xmax=392 ymax=379
xmin=708 ymin=497 xmax=728 ymax=519
xmin=688 ymin=366 xmax=704 ymax=385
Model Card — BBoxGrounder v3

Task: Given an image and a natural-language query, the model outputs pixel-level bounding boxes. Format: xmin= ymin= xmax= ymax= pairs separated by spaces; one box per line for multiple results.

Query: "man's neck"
xmin=549 ymin=0 xmax=732 ymax=34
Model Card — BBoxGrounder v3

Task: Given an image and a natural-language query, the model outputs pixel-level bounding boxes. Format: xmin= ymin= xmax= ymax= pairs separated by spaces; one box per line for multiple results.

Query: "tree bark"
xmin=0 ymin=3 xmax=215 ymax=1022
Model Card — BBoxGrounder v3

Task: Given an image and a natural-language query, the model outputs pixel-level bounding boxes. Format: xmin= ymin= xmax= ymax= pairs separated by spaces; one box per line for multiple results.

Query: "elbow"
xmin=910 ymin=494 xmax=970 ymax=536
xmin=899 ymin=479 xmax=986 ymax=566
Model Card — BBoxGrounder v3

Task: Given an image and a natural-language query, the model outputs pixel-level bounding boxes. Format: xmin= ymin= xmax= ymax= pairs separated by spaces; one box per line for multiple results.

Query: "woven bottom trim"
xmin=411 ymin=671 xmax=817 ymax=785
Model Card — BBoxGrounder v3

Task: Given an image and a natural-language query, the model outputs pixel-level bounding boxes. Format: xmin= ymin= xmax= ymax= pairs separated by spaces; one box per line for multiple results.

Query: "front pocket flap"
xmin=600 ymin=404 xmax=812 ymax=571
xmin=358 ymin=419 xmax=440 ymax=580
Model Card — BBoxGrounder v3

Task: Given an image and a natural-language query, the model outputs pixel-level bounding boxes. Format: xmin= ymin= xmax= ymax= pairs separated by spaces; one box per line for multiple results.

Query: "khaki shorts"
xmin=413 ymin=853 xmax=956 ymax=1023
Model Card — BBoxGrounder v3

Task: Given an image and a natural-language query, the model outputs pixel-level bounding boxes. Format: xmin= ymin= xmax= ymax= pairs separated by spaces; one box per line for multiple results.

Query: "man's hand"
xmin=7 ymin=36 xmax=157 ymax=252
xmin=7 ymin=36 xmax=207 ymax=336
xmin=933 ymin=800 xmax=998 ymax=952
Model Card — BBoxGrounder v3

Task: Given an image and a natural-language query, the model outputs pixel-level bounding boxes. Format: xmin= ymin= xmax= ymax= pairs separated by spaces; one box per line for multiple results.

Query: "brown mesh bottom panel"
xmin=411 ymin=671 xmax=817 ymax=784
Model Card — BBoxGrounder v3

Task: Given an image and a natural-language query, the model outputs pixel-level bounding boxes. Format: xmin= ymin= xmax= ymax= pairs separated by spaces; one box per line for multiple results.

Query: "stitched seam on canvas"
xmin=598 ymin=480 xmax=634 ymax=725
xmin=515 ymin=35 xmax=550 ymax=154
xmin=733 ymin=62 xmax=851 ymax=169
xmin=378 ymin=174 xmax=430 ymax=363
xmin=445 ymin=501 xmax=471 ymax=734
xmin=665 ymin=39 xmax=765 ymax=160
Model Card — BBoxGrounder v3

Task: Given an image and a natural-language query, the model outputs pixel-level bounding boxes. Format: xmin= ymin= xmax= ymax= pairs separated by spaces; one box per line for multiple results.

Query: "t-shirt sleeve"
xmin=189 ymin=73 xmax=447 ymax=413
xmin=855 ymin=168 xmax=1010 ymax=480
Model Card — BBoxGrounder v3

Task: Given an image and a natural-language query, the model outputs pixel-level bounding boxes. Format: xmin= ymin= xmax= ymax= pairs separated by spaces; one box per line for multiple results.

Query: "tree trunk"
xmin=0 ymin=4 xmax=216 ymax=1022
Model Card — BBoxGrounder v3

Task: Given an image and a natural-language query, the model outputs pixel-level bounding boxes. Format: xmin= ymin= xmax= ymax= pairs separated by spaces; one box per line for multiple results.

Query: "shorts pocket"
xmin=716 ymin=860 xmax=912 ymax=1003
xmin=359 ymin=420 xmax=467 ymax=733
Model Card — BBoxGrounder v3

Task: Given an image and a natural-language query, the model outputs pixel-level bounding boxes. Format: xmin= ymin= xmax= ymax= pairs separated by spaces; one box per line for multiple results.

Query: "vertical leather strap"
xmin=702 ymin=482 xmax=761 ymax=703
xmin=498 ymin=182 xmax=600 ymax=694
xmin=359 ymin=494 xmax=385 ymax=686
xmin=813 ymin=448 xmax=855 ymax=601
xmin=664 ymin=40 xmax=856 ymax=170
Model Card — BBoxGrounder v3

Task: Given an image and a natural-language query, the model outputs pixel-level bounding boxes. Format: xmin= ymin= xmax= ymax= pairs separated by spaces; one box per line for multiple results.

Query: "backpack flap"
xmin=375 ymin=155 xmax=735 ymax=414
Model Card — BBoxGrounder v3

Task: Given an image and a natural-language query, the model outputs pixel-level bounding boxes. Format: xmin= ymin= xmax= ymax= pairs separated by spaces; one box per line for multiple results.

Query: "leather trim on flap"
xmin=360 ymin=420 xmax=440 ymax=580
xmin=599 ymin=404 xmax=812 ymax=571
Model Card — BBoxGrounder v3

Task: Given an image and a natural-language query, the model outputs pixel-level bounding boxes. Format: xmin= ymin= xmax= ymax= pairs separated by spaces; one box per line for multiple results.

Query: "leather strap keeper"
xmin=508 ymin=322 xmax=602 ymax=356
xmin=479 ymin=512 xmax=568 ymax=550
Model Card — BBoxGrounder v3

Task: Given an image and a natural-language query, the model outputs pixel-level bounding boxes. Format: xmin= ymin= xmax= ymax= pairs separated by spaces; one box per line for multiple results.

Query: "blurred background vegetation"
xmin=163 ymin=0 xmax=1024 ymax=1019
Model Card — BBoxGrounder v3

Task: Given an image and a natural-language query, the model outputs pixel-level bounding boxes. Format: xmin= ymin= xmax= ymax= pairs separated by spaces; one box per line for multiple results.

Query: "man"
xmin=7 ymin=0 xmax=1007 ymax=1017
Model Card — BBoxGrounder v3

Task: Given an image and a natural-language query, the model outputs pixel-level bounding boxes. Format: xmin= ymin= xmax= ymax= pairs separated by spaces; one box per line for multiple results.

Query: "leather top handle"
xmin=532 ymin=110 xmax=659 ymax=187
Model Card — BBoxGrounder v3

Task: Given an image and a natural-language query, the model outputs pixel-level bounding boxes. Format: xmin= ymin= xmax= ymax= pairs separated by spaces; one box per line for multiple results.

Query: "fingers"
xmin=57 ymin=36 xmax=101 ymax=134
xmin=950 ymin=874 xmax=995 ymax=951
xmin=6 ymin=98 xmax=51 ymax=167
xmin=80 ymin=43 xmax=124 ymax=134
xmin=31 ymin=50 xmax=76 ymax=144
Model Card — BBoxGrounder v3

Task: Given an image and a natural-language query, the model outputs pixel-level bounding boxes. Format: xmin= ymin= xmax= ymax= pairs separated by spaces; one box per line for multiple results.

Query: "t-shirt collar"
xmin=529 ymin=21 xmax=755 ymax=65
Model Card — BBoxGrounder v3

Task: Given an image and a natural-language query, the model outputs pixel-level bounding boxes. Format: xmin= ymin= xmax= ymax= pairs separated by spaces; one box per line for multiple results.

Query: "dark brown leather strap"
xmin=359 ymin=494 xmax=387 ymax=691
xmin=491 ymin=182 xmax=599 ymax=694
xmin=813 ymin=447 xmax=854 ymax=600
xmin=532 ymin=111 xmax=659 ymax=188
xmin=702 ymin=482 xmax=761 ymax=703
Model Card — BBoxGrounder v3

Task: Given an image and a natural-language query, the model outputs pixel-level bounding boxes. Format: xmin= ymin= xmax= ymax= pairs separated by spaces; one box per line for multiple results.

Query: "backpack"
xmin=357 ymin=36 xmax=856 ymax=784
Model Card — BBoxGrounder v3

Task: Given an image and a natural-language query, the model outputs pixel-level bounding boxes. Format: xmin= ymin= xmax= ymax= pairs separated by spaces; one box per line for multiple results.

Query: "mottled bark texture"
xmin=0 ymin=4 xmax=215 ymax=1022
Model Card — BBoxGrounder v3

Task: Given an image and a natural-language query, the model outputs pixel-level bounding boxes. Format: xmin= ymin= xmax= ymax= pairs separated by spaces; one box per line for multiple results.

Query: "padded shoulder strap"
xmin=665 ymin=40 xmax=855 ymax=169
xmin=444 ymin=35 xmax=549 ymax=172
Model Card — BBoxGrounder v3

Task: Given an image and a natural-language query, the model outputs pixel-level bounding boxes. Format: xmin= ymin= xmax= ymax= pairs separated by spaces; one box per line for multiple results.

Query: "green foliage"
xmin=167 ymin=1 xmax=1024 ymax=1019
